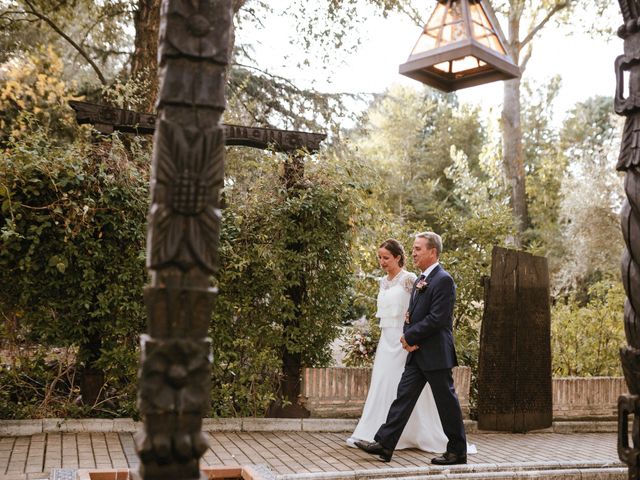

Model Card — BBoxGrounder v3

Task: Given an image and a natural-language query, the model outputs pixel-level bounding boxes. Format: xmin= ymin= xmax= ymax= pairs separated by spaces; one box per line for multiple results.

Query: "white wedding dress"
xmin=347 ymin=269 xmax=476 ymax=454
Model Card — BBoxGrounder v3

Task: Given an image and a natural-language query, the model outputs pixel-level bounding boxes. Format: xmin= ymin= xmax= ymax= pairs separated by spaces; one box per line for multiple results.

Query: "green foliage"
xmin=552 ymin=279 xmax=625 ymax=376
xmin=0 ymin=130 xmax=150 ymax=418
xmin=554 ymin=96 xmax=624 ymax=292
xmin=0 ymin=346 xmax=103 ymax=419
xmin=521 ymin=76 xmax=565 ymax=256
xmin=350 ymin=84 xmax=485 ymax=223
xmin=0 ymin=0 xmax=132 ymax=87
xmin=209 ymin=149 xmax=355 ymax=415
xmin=0 ymin=46 xmax=80 ymax=146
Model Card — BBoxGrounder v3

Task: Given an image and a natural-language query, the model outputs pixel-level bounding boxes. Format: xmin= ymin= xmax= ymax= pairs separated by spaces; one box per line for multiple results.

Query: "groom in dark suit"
xmin=355 ymin=232 xmax=467 ymax=464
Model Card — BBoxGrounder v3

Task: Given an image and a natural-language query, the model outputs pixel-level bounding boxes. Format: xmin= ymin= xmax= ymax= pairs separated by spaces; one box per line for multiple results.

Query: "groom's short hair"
xmin=415 ymin=232 xmax=442 ymax=257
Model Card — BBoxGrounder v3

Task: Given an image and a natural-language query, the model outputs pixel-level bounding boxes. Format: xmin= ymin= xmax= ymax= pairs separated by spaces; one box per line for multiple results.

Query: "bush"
xmin=0 ymin=132 xmax=150 ymax=418
xmin=1 ymin=140 xmax=358 ymax=418
xmin=210 ymin=151 xmax=354 ymax=415
xmin=552 ymin=278 xmax=625 ymax=376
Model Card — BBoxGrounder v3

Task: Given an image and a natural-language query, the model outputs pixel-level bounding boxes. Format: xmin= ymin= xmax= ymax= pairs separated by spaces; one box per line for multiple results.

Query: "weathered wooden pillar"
xmin=477 ymin=246 xmax=552 ymax=432
xmin=615 ymin=3 xmax=640 ymax=478
xmin=134 ymin=2 xmax=232 ymax=479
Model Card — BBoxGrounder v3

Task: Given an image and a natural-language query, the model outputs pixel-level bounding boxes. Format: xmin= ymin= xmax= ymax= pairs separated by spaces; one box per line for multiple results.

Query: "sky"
xmin=242 ymin=3 xmax=623 ymax=126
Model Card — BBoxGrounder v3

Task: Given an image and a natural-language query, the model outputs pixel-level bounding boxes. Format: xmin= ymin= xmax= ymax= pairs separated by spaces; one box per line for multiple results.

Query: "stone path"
xmin=0 ymin=430 xmax=624 ymax=479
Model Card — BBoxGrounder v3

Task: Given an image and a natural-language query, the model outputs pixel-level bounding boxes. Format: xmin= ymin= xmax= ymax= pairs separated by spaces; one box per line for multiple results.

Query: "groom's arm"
xmin=403 ymin=276 xmax=455 ymax=346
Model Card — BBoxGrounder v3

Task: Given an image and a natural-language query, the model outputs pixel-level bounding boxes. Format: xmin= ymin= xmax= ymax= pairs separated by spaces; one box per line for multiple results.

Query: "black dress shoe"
xmin=431 ymin=451 xmax=467 ymax=465
xmin=354 ymin=440 xmax=393 ymax=462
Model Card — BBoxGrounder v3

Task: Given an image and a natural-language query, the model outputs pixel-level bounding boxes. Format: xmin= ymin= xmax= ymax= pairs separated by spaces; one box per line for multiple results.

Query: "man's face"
xmin=412 ymin=237 xmax=436 ymax=271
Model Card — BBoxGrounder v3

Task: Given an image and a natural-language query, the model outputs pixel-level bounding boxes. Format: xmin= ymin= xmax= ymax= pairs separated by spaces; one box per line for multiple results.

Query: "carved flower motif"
xmin=148 ymin=120 xmax=224 ymax=273
xmin=139 ymin=337 xmax=211 ymax=414
xmin=160 ymin=1 xmax=232 ymax=62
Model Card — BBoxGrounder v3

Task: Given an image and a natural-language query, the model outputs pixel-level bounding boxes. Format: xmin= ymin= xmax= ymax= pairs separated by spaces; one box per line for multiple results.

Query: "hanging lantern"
xmin=399 ymin=0 xmax=519 ymax=91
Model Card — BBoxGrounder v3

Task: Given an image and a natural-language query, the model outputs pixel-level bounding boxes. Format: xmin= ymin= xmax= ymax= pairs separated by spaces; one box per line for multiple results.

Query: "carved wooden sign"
xmin=69 ymin=100 xmax=326 ymax=153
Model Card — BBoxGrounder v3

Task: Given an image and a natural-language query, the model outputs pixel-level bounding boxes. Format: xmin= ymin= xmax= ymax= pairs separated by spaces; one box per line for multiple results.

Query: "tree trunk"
xmin=131 ymin=0 xmax=160 ymax=113
xmin=267 ymin=154 xmax=310 ymax=418
xmin=78 ymin=328 xmax=103 ymax=406
xmin=502 ymin=3 xmax=528 ymax=246
xmin=502 ymin=76 xmax=528 ymax=244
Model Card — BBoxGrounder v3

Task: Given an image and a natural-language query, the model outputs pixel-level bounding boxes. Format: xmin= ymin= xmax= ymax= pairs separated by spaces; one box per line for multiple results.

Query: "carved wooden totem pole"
xmin=616 ymin=2 xmax=640 ymax=478
xmin=135 ymin=1 xmax=232 ymax=479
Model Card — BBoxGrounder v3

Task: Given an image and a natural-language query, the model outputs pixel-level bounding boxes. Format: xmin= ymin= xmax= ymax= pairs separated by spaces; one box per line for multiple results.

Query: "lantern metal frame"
xmin=399 ymin=0 xmax=520 ymax=91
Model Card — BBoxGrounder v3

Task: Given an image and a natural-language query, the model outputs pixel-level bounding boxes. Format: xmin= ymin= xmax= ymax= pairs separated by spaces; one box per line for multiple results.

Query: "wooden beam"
xmin=69 ymin=100 xmax=326 ymax=153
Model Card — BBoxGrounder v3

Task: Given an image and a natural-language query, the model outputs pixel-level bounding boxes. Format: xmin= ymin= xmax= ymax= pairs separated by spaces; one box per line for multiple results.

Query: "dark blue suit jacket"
xmin=403 ymin=264 xmax=458 ymax=371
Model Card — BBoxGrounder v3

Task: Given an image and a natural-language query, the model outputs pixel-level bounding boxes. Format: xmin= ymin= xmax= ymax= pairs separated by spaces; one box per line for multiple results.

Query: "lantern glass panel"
xmin=433 ymin=55 xmax=486 ymax=74
xmin=441 ymin=21 xmax=465 ymax=44
xmin=426 ymin=2 xmax=448 ymax=32
xmin=469 ymin=3 xmax=506 ymax=54
xmin=412 ymin=31 xmax=439 ymax=55
xmin=440 ymin=2 xmax=465 ymax=45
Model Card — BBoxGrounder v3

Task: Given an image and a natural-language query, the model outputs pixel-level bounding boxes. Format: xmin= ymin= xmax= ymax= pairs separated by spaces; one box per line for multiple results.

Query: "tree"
xmin=0 ymin=0 xmax=133 ymax=88
xmin=494 ymin=0 xmax=613 ymax=244
xmin=130 ymin=0 xmax=160 ymax=113
xmin=554 ymin=95 xmax=624 ymax=292
xmin=520 ymin=76 xmax=565 ymax=259
xmin=348 ymin=84 xmax=485 ymax=225
xmin=551 ymin=279 xmax=625 ymax=376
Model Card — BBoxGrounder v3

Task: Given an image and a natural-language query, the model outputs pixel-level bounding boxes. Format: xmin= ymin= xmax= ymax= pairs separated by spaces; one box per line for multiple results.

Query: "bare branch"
xmin=520 ymin=43 xmax=533 ymax=72
xmin=88 ymin=46 xmax=131 ymax=57
xmin=22 ymin=0 xmax=107 ymax=85
xmin=232 ymin=62 xmax=300 ymax=90
xmin=79 ymin=3 xmax=131 ymax=49
xmin=520 ymin=1 xmax=569 ymax=49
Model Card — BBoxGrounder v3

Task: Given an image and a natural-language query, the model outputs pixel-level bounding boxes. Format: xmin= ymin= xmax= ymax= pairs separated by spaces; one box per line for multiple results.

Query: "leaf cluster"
xmin=0 ymin=130 xmax=150 ymax=417
xmin=209 ymin=149 xmax=355 ymax=415
xmin=551 ymin=278 xmax=625 ymax=376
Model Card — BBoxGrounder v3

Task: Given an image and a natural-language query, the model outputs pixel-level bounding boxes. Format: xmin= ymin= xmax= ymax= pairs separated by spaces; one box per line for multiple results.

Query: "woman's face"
xmin=378 ymin=247 xmax=401 ymax=273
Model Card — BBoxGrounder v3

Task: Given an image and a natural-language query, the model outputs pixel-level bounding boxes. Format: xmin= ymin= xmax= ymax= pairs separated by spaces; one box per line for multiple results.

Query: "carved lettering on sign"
xmin=69 ymin=100 xmax=326 ymax=152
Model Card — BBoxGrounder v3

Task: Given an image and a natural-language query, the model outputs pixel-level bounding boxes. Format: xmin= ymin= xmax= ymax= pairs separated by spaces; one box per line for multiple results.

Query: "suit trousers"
xmin=374 ymin=361 xmax=467 ymax=455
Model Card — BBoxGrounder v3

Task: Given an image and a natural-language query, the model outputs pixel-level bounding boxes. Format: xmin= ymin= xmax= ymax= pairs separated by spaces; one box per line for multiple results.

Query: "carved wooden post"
xmin=134 ymin=2 xmax=232 ymax=480
xmin=615 ymin=2 xmax=640 ymax=478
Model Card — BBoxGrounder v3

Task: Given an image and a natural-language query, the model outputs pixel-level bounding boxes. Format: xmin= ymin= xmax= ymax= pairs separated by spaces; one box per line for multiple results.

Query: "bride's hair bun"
xmin=379 ymin=238 xmax=405 ymax=267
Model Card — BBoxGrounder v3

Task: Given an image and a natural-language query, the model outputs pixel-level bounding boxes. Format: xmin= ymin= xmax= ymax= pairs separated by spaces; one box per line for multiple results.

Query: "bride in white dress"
xmin=346 ymin=239 xmax=450 ymax=452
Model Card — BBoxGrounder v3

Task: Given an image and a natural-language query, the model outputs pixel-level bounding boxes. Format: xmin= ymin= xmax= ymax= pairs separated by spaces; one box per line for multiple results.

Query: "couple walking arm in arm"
xmin=348 ymin=232 xmax=469 ymax=465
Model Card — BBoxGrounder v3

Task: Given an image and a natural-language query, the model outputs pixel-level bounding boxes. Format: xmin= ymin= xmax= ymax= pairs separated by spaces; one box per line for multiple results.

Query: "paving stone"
xmin=553 ymin=421 xmax=617 ymax=434
xmin=0 ymin=424 xmax=629 ymax=479
xmin=50 ymin=468 xmax=78 ymax=480
xmin=302 ymin=419 xmax=357 ymax=432
xmin=111 ymin=419 xmax=138 ymax=433
xmin=43 ymin=419 xmax=115 ymax=433
xmin=242 ymin=418 xmax=303 ymax=432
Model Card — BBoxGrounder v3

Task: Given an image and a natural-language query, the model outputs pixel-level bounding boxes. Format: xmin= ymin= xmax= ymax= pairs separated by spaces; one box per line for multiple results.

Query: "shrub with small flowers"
xmin=341 ymin=316 xmax=379 ymax=367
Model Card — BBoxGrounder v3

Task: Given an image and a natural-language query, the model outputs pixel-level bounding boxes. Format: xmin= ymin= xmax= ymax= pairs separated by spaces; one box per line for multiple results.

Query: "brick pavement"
xmin=0 ymin=430 xmax=625 ymax=479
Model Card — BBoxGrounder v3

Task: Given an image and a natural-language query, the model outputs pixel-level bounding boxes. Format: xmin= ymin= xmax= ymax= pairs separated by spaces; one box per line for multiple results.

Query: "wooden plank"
xmin=69 ymin=101 xmax=326 ymax=153
xmin=477 ymin=246 xmax=552 ymax=432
